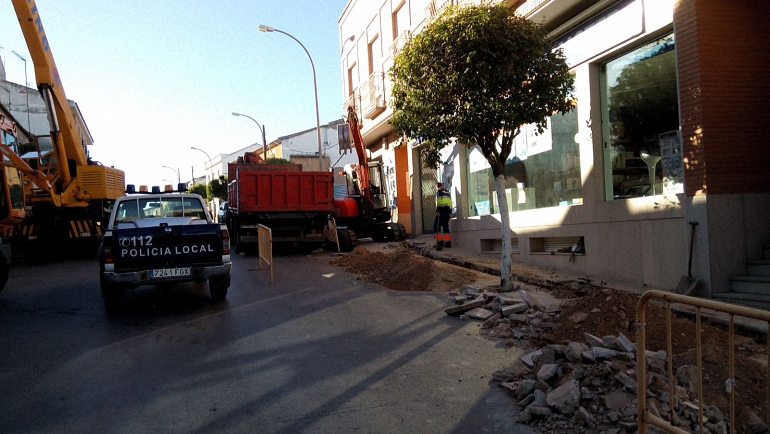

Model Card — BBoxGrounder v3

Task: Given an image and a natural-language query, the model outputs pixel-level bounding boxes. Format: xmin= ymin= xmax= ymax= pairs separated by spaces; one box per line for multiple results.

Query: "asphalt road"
xmin=0 ymin=246 xmax=538 ymax=434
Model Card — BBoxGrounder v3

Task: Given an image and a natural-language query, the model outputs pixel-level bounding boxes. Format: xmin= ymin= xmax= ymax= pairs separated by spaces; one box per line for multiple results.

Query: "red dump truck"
xmin=226 ymin=153 xmax=335 ymax=254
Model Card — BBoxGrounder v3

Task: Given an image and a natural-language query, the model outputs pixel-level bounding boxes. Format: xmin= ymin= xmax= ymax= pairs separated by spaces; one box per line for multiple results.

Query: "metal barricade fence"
xmin=637 ymin=290 xmax=770 ymax=433
xmin=257 ymin=224 xmax=273 ymax=284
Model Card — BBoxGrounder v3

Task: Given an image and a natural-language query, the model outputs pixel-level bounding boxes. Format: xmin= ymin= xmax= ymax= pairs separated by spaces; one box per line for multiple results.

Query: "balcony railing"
xmin=515 ymin=0 xmax=550 ymax=16
xmin=425 ymin=0 xmax=486 ymax=21
xmin=360 ymin=72 xmax=386 ymax=119
xmin=343 ymin=92 xmax=362 ymax=121
xmin=390 ymin=30 xmax=412 ymax=58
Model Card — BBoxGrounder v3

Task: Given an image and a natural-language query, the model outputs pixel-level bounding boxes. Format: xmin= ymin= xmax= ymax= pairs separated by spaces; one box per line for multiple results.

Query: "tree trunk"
xmin=493 ymin=174 xmax=514 ymax=292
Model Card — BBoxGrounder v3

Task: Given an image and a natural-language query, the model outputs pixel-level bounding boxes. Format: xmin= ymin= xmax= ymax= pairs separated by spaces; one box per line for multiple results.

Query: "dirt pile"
xmin=330 ymin=244 xmax=497 ymax=292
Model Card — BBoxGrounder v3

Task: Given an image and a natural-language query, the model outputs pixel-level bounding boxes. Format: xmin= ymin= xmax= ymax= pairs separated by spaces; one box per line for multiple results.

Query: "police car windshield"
xmin=115 ymin=197 xmax=208 ymax=222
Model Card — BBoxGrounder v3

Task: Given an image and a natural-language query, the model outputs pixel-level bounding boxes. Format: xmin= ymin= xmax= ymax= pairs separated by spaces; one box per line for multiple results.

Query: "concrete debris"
xmin=443 ymin=287 xmax=751 ymax=433
xmin=489 ymin=329 xmax=737 ymax=433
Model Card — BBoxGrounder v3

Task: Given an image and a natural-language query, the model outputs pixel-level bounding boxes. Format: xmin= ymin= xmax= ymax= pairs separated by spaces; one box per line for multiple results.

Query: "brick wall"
xmin=675 ymin=0 xmax=770 ymax=196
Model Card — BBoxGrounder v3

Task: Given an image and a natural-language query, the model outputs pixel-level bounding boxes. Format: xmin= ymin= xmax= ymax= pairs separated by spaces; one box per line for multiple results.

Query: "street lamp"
xmin=11 ymin=51 xmax=30 ymax=133
xmin=161 ymin=165 xmax=180 ymax=184
xmin=231 ymin=112 xmax=267 ymax=161
xmin=258 ymin=24 xmax=323 ymax=171
xmin=190 ymin=146 xmax=213 ymax=184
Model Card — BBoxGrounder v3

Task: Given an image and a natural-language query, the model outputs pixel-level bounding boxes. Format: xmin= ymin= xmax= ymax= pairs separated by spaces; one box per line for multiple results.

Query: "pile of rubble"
xmin=445 ymin=285 xmax=770 ymax=434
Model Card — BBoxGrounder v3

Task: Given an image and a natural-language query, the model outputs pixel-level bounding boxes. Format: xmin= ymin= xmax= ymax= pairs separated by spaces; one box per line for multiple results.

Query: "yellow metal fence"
xmin=636 ymin=290 xmax=770 ymax=433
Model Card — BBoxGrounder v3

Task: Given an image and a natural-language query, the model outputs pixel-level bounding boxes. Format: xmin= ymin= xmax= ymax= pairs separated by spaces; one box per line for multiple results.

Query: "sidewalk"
xmin=402 ymin=233 xmax=769 ymax=338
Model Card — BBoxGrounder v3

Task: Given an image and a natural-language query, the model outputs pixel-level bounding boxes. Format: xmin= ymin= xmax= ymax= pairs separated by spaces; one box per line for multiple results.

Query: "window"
xmin=392 ymin=1 xmax=407 ymax=40
xmin=347 ymin=62 xmax=358 ymax=96
xmin=467 ymin=108 xmax=582 ymax=216
xmin=601 ymin=34 xmax=680 ymax=200
xmin=367 ymin=35 xmax=379 ymax=75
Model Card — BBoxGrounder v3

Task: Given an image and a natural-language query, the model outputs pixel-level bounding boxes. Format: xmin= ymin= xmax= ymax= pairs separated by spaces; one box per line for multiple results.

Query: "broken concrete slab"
xmin=536 ymin=364 xmax=559 ymax=382
xmin=515 ymin=379 xmax=537 ymax=400
xmin=617 ymin=333 xmax=636 ymax=353
xmin=521 ymin=349 xmax=542 ymax=368
xmin=584 ymin=332 xmax=605 ymax=348
xmin=565 ymin=342 xmax=588 ymax=363
xmin=546 ymin=379 xmax=581 ymax=416
xmin=501 ymin=303 xmax=529 ymax=316
xmin=453 ymin=295 xmax=472 ymax=304
xmin=444 ymin=299 xmax=485 ymax=316
xmin=496 ymin=294 xmax=523 ymax=305
xmin=466 ymin=307 xmax=496 ymax=320
xmin=482 ymin=312 xmax=501 ymax=328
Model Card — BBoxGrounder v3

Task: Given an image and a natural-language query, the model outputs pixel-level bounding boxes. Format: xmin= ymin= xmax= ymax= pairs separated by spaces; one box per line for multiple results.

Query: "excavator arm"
xmin=346 ymin=105 xmax=372 ymax=205
xmin=12 ymin=0 xmax=88 ymax=187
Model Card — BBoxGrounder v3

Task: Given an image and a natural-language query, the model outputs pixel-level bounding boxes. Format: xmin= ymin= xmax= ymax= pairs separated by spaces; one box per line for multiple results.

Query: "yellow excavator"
xmin=0 ymin=0 xmax=125 ymax=274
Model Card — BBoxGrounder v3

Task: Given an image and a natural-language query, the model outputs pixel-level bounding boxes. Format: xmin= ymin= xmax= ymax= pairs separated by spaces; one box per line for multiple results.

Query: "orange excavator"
xmin=0 ymin=0 xmax=125 ymax=268
xmin=332 ymin=105 xmax=405 ymax=251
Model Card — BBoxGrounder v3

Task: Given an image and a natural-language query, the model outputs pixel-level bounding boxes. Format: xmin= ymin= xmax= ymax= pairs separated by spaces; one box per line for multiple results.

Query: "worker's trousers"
xmin=435 ymin=211 xmax=451 ymax=247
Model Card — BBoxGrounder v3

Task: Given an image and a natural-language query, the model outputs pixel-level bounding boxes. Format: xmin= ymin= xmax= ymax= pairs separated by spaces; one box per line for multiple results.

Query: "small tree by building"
xmin=390 ymin=3 xmax=575 ymax=291
xmin=207 ymin=176 xmax=228 ymax=201
xmin=189 ymin=183 xmax=207 ymax=198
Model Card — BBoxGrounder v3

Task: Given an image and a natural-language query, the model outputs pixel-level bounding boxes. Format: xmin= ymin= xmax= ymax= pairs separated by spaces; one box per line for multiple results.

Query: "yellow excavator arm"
xmin=10 ymin=0 xmax=124 ymax=205
xmin=12 ymin=0 xmax=86 ymax=178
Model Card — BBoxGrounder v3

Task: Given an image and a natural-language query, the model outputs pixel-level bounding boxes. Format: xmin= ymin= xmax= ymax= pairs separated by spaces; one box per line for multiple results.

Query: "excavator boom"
xmin=12 ymin=0 xmax=88 ymax=177
xmin=347 ymin=105 xmax=371 ymax=201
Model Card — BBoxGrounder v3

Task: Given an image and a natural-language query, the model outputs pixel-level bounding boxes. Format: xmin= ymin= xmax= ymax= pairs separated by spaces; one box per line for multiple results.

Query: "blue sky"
xmin=0 ymin=0 xmax=349 ymax=186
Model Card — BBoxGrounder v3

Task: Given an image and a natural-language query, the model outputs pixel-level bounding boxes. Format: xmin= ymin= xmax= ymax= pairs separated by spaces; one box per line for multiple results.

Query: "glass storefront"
xmin=601 ymin=34 xmax=681 ymax=200
xmin=467 ymin=108 xmax=581 ymax=216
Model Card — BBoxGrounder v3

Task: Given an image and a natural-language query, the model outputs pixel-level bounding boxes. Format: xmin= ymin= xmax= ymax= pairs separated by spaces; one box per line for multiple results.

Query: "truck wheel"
xmin=209 ymin=275 xmax=230 ymax=301
xmin=395 ymin=223 xmax=407 ymax=241
xmin=100 ymin=274 xmax=124 ymax=309
xmin=0 ymin=254 xmax=8 ymax=293
xmin=338 ymin=229 xmax=357 ymax=252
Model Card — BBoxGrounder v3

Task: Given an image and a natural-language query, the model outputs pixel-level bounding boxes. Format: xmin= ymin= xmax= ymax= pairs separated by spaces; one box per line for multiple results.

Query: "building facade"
xmin=339 ymin=0 xmax=770 ymax=303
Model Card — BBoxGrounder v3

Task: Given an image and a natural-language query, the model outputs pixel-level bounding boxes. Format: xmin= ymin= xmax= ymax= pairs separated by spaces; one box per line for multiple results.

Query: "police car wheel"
xmin=209 ymin=275 xmax=230 ymax=301
xmin=100 ymin=275 xmax=123 ymax=309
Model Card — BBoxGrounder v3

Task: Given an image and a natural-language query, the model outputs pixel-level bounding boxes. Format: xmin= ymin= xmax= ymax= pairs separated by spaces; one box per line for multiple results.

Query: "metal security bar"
xmin=636 ymin=290 xmax=770 ymax=433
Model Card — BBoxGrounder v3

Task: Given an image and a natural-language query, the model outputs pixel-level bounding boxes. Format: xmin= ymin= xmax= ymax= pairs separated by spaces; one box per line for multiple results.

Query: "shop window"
xmin=467 ymin=108 xmax=581 ymax=217
xmin=601 ymin=34 xmax=682 ymax=200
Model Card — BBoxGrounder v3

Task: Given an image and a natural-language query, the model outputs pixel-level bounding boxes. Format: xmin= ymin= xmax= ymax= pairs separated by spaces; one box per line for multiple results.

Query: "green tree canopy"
xmin=390 ymin=3 xmax=575 ymax=175
xmin=189 ymin=183 xmax=207 ymax=198
xmin=207 ymin=176 xmax=227 ymax=201
xmin=390 ymin=3 xmax=576 ymax=291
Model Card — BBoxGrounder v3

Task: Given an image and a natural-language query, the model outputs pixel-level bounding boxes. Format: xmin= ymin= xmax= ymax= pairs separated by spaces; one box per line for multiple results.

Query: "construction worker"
xmin=435 ymin=182 xmax=452 ymax=248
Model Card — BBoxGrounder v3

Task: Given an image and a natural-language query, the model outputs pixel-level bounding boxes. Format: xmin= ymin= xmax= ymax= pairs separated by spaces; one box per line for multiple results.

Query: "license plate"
xmin=150 ymin=268 xmax=191 ymax=279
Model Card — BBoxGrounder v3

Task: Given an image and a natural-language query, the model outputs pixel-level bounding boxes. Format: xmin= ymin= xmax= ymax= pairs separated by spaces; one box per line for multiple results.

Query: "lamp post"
xmin=340 ymin=35 xmax=355 ymax=55
xmin=231 ymin=112 xmax=267 ymax=161
xmin=190 ymin=146 xmax=213 ymax=184
xmin=258 ymin=25 xmax=323 ymax=171
xmin=161 ymin=165 xmax=180 ymax=184
xmin=11 ymin=51 xmax=30 ymax=134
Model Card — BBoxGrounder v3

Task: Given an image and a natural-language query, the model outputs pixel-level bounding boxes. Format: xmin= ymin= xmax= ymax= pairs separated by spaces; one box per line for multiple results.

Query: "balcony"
xmin=343 ymin=92 xmax=362 ymax=120
xmin=360 ymin=72 xmax=386 ymax=120
xmin=425 ymin=0 xmax=488 ymax=21
xmin=513 ymin=0 xmax=550 ymax=16
xmin=390 ymin=30 xmax=412 ymax=58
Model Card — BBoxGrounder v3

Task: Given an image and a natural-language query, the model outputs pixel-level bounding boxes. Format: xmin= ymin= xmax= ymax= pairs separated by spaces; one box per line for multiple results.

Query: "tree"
xmin=207 ymin=176 xmax=228 ymax=201
xmin=189 ymin=183 xmax=207 ymax=198
xmin=390 ymin=3 xmax=575 ymax=291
